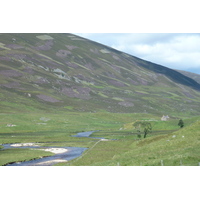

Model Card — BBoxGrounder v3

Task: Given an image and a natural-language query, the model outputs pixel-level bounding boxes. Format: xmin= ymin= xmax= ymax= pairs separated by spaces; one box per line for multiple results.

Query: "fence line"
xmin=69 ymin=139 xmax=101 ymax=164
xmin=160 ymin=159 xmax=200 ymax=166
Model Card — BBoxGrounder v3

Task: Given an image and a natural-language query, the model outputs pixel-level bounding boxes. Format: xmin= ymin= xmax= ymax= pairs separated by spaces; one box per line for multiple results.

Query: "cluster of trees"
xmin=132 ymin=119 xmax=184 ymax=139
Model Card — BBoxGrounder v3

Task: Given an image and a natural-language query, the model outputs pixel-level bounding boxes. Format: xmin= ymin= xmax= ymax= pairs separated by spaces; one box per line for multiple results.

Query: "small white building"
xmin=161 ymin=115 xmax=169 ymax=121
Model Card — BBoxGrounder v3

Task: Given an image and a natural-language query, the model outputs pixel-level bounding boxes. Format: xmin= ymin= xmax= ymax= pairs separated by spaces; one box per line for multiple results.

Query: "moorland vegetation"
xmin=0 ymin=33 xmax=200 ymax=166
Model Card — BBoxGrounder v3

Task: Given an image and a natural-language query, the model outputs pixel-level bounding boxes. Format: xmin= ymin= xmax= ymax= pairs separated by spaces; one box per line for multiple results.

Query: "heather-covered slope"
xmin=1 ymin=33 xmax=200 ymax=116
xmin=177 ymin=70 xmax=200 ymax=84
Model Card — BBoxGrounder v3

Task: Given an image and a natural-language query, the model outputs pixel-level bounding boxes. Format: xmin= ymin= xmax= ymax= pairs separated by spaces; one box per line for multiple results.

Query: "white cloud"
xmin=75 ymin=33 xmax=200 ymax=74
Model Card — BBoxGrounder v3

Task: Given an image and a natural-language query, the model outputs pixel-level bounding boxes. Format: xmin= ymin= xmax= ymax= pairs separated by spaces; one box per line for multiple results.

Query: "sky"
xmin=2 ymin=2 xmax=200 ymax=75
xmin=75 ymin=33 xmax=200 ymax=74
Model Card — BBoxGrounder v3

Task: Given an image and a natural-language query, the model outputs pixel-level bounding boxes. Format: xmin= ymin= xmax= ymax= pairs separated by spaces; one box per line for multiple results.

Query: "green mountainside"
xmin=1 ymin=33 xmax=200 ymax=116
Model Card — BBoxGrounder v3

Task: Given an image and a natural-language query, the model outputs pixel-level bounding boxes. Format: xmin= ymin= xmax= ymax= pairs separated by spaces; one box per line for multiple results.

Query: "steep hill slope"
xmin=177 ymin=70 xmax=200 ymax=84
xmin=1 ymin=33 xmax=200 ymax=116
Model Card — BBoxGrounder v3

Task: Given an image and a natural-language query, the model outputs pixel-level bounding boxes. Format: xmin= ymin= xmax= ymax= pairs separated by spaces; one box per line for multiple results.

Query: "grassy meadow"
xmin=63 ymin=117 xmax=200 ymax=166
xmin=0 ymin=111 xmax=199 ymax=166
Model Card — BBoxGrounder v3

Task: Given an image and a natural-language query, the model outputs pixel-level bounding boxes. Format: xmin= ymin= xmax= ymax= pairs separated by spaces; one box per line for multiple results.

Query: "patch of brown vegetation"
xmin=1 ymin=82 xmax=24 ymax=89
xmin=56 ymin=50 xmax=71 ymax=58
xmin=0 ymin=70 xmax=23 ymax=77
xmin=61 ymin=86 xmax=91 ymax=100
xmin=65 ymin=45 xmax=78 ymax=50
xmin=118 ymin=101 xmax=134 ymax=107
xmin=36 ymin=94 xmax=62 ymax=103
xmin=108 ymin=80 xmax=127 ymax=87
xmin=5 ymin=44 xmax=24 ymax=49
xmin=34 ymin=40 xmax=54 ymax=51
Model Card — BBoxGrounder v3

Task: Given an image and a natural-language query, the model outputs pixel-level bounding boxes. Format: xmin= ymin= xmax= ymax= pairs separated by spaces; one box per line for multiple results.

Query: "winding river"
xmin=2 ymin=131 xmax=99 ymax=166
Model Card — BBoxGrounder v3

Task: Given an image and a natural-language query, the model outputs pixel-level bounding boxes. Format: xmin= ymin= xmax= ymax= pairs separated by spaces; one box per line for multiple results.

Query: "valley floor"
xmin=0 ymin=112 xmax=199 ymax=166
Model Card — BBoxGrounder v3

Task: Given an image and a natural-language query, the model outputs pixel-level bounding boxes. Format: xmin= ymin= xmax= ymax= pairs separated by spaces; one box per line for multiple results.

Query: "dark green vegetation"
xmin=178 ymin=119 xmax=184 ymax=128
xmin=0 ymin=33 xmax=200 ymax=166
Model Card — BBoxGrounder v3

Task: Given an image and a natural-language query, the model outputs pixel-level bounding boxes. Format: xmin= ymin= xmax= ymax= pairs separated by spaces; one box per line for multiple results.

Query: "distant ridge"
xmin=176 ymin=69 xmax=200 ymax=84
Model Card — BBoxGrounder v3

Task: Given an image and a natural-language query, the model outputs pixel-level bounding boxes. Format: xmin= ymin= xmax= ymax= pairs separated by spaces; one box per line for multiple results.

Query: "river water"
xmin=72 ymin=130 xmax=103 ymax=139
xmin=2 ymin=131 xmax=98 ymax=166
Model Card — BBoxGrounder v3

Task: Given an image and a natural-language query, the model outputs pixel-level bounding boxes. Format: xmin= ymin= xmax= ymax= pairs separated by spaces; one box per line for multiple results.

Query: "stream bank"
xmin=2 ymin=131 xmax=98 ymax=166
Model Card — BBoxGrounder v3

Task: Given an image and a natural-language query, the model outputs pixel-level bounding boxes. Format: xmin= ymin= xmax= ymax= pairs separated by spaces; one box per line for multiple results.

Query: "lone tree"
xmin=178 ymin=119 xmax=184 ymax=128
xmin=133 ymin=121 xmax=152 ymax=138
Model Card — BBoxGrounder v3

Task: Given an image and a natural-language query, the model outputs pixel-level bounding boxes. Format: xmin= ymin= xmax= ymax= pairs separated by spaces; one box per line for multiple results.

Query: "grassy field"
xmin=0 ymin=111 xmax=199 ymax=166
xmin=64 ymin=118 xmax=200 ymax=166
xmin=0 ymin=148 xmax=53 ymax=166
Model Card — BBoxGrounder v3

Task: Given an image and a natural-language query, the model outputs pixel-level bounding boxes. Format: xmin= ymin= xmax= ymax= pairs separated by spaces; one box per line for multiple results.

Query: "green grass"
xmin=0 ymin=148 xmax=53 ymax=166
xmin=1 ymin=111 xmax=199 ymax=166
xmin=0 ymin=111 xmax=134 ymax=165
xmin=64 ymin=118 xmax=200 ymax=166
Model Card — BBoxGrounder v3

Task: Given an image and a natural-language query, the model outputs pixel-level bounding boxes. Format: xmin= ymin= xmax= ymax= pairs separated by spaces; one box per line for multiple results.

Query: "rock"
xmin=6 ymin=124 xmax=16 ymax=127
xmin=40 ymin=117 xmax=50 ymax=122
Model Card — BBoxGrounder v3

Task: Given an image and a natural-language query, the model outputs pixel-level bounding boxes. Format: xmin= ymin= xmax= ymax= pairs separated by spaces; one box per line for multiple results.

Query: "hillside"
xmin=1 ymin=33 xmax=200 ymax=116
xmin=177 ymin=70 xmax=200 ymax=84
xmin=66 ymin=117 xmax=200 ymax=166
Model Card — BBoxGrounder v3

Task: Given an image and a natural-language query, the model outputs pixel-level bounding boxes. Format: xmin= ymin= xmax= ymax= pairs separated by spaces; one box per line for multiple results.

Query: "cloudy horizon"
xmin=75 ymin=33 xmax=200 ymax=75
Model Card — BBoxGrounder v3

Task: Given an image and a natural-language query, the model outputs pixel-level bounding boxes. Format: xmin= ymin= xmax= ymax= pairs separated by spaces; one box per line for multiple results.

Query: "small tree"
xmin=143 ymin=123 xmax=152 ymax=138
xmin=178 ymin=119 xmax=184 ymax=128
xmin=133 ymin=121 xmax=152 ymax=138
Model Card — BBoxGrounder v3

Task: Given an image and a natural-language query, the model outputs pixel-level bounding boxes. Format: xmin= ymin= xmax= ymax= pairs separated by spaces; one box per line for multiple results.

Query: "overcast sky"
xmin=75 ymin=33 xmax=200 ymax=75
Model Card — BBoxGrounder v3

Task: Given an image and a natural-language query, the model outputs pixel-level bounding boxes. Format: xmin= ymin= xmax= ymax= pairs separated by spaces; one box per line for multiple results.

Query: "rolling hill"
xmin=176 ymin=70 xmax=200 ymax=84
xmin=1 ymin=33 xmax=200 ymax=116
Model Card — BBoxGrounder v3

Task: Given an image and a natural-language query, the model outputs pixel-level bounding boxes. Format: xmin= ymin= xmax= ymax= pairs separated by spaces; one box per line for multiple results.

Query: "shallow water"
xmin=72 ymin=131 xmax=96 ymax=137
xmin=72 ymin=130 xmax=103 ymax=139
xmin=2 ymin=131 xmax=99 ymax=166
xmin=5 ymin=146 xmax=87 ymax=166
